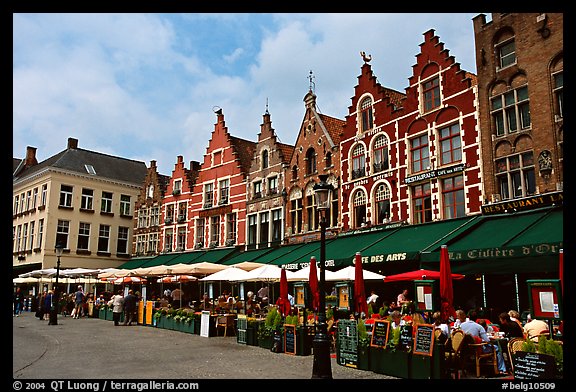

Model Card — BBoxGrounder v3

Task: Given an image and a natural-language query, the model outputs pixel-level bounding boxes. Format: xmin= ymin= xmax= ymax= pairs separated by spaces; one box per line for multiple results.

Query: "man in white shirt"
xmin=367 ymin=290 xmax=379 ymax=307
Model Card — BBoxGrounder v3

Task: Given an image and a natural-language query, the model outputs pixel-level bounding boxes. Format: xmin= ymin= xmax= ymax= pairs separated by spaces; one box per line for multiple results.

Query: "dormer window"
xmin=85 ymin=164 xmax=96 ymax=175
xmin=173 ymin=179 xmax=182 ymax=195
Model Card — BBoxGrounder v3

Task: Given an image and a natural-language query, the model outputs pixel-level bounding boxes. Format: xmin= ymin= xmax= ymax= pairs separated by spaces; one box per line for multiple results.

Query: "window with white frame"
xmin=98 ymin=224 xmax=110 ymax=252
xmin=81 ymin=188 xmax=94 ymax=210
xmin=360 ymin=97 xmax=374 ymax=132
xmin=247 ymin=214 xmax=257 ymax=246
xmin=439 ymin=123 xmax=462 ymax=165
xmin=59 ymin=185 xmax=73 ymax=208
xmin=29 ymin=221 xmax=35 ymax=251
xmin=77 ymin=222 xmax=90 ymax=250
xmin=195 ymin=219 xmax=205 ymax=246
xmin=204 ymin=183 xmax=214 ymax=208
xmin=271 ymin=209 xmax=282 ymax=243
xmin=177 ymin=202 xmax=187 ymax=222
xmin=260 ymin=212 xmax=269 ymax=245
xmin=173 ymin=179 xmax=182 ymax=194
xmin=353 ymin=190 xmax=367 ymax=228
xmin=372 ymin=135 xmax=389 ymax=173
xmin=553 ymin=71 xmax=563 ymax=119
xmin=410 ymin=134 xmax=430 ymax=173
xmin=151 ymin=207 xmax=160 ymax=226
xmin=290 ymin=198 xmax=302 ymax=234
xmin=495 ymin=152 xmax=536 ymax=200
xmin=56 ymin=219 xmax=70 ymax=249
xmin=497 ymin=39 xmax=516 ymax=69
xmin=226 ymin=213 xmax=236 ymax=243
xmin=40 ymin=184 xmax=47 ymax=207
xmin=374 ymin=183 xmax=391 ymax=225
xmin=442 ymin=175 xmax=465 ymax=219
xmin=37 ymin=219 xmax=44 ymax=249
xmin=422 ymin=77 xmax=440 ymax=112
xmin=101 ymin=191 xmax=113 ymax=213
xmin=491 ymin=85 xmax=530 ymax=136
xmin=412 ymin=182 xmax=432 ymax=224
xmin=22 ymin=223 xmax=28 ymax=251
xmin=32 ymin=187 xmax=38 ymax=209
xmin=176 ymin=226 xmax=186 ymax=251
xmin=268 ymin=176 xmax=278 ymax=195
xmin=165 ymin=204 xmax=175 ymax=224
xmin=120 ymin=194 xmax=131 ymax=216
xmin=352 ymin=144 xmax=366 ymax=179
xmin=210 ymin=216 xmax=220 ymax=245
xmin=164 ymin=228 xmax=173 ymax=252
xmin=13 ymin=195 xmax=19 ymax=216
xmin=219 ymin=179 xmax=229 ymax=204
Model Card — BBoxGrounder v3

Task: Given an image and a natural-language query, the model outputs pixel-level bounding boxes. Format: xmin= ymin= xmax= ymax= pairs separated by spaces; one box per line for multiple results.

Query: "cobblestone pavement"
xmin=13 ymin=312 xmax=397 ymax=381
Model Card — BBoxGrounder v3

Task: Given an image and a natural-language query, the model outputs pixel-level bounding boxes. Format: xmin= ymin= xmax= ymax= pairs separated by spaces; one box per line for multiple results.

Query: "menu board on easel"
xmin=200 ymin=310 xmax=210 ymax=337
xmin=413 ymin=324 xmax=435 ymax=356
xmin=284 ymin=324 xmax=296 ymax=355
xmin=370 ymin=320 xmax=390 ymax=348
xmin=237 ymin=314 xmax=247 ymax=344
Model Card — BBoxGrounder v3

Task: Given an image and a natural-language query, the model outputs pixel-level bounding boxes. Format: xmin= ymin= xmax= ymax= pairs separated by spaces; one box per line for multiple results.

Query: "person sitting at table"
xmin=199 ymin=292 xmax=212 ymax=311
xmin=456 ymin=309 xmax=507 ymax=375
xmin=477 ymin=319 xmax=494 ymax=335
xmin=432 ymin=311 xmax=450 ymax=341
xmin=523 ymin=314 xmax=550 ymax=342
xmin=498 ymin=312 xmax=525 ymax=339
xmin=390 ymin=310 xmax=405 ymax=329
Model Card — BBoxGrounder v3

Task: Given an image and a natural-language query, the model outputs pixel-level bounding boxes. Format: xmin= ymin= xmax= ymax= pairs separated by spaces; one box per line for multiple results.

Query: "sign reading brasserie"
xmin=482 ymin=191 xmax=563 ymax=215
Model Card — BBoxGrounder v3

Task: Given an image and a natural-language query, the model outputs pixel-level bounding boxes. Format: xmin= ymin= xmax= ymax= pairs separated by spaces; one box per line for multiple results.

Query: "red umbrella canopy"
xmin=439 ymin=245 xmax=456 ymax=322
xmin=308 ymin=257 xmax=320 ymax=311
xmin=383 ymin=269 xmax=464 ymax=282
xmin=275 ymin=267 xmax=291 ymax=317
xmin=353 ymin=253 xmax=368 ymax=316
xmin=111 ymin=276 xmax=147 ymax=285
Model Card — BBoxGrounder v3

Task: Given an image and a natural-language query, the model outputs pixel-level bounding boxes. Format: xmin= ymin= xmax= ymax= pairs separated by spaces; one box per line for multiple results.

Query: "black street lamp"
xmin=49 ymin=243 xmax=64 ymax=326
xmin=311 ymin=174 xmax=333 ymax=379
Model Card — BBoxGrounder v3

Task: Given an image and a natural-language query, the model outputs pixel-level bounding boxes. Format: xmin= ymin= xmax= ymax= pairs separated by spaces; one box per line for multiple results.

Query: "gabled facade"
xmin=472 ymin=13 xmax=563 ymax=211
xmin=12 ymin=137 xmax=147 ymax=277
xmin=159 ymin=156 xmax=200 ymax=253
xmin=245 ymin=111 xmax=294 ymax=250
xmin=188 ymin=110 xmax=256 ymax=250
xmin=132 ymin=160 xmax=169 ymax=256
xmin=340 ymin=30 xmax=482 ymax=231
xmin=285 ymin=90 xmax=344 ymax=243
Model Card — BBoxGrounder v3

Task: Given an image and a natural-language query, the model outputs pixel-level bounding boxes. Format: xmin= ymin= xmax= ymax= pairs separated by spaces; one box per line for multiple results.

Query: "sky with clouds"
xmin=13 ymin=13 xmax=484 ymax=176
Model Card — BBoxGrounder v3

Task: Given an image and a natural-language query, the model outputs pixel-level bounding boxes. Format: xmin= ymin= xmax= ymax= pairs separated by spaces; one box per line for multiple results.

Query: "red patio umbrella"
xmin=559 ymin=248 xmax=563 ymax=295
xmin=353 ymin=252 xmax=368 ymax=316
xmin=383 ymin=269 xmax=464 ymax=282
xmin=275 ymin=267 xmax=291 ymax=317
xmin=439 ymin=245 xmax=456 ymax=322
xmin=308 ymin=256 xmax=320 ymax=311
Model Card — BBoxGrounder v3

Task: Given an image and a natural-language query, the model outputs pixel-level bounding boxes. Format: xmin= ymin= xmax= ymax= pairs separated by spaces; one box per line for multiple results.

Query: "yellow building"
xmin=13 ymin=137 xmax=147 ymax=278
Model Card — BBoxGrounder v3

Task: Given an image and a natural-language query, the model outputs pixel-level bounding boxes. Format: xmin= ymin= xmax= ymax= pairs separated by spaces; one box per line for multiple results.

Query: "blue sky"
xmin=13 ymin=13 xmax=483 ymax=175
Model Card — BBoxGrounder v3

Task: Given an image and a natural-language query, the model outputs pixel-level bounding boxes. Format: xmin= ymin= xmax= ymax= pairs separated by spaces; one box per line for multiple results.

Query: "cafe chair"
xmin=216 ymin=315 xmax=235 ymax=337
xmin=507 ymin=337 xmax=525 ymax=373
xmin=468 ymin=338 xmax=498 ymax=378
xmin=447 ymin=330 xmax=466 ymax=377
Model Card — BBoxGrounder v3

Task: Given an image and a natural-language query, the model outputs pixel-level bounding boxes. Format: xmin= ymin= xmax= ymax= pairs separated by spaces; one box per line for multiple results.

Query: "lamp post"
xmin=49 ymin=243 xmax=64 ymax=325
xmin=311 ymin=174 xmax=333 ymax=379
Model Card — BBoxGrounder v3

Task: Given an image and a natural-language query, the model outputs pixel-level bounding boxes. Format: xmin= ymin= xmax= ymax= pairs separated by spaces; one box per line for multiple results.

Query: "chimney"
xmin=67 ymin=137 xmax=78 ymax=149
xmin=25 ymin=146 xmax=38 ymax=167
xmin=150 ymin=160 xmax=157 ymax=168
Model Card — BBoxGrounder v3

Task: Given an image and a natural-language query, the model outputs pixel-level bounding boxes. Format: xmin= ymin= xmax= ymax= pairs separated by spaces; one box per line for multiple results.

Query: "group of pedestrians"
xmin=108 ymin=289 xmax=138 ymax=326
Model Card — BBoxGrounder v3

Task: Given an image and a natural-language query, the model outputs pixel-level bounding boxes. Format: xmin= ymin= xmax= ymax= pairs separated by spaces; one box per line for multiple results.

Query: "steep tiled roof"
xmin=230 ymin=136 xmax=257 ymax=175
xmin=278 ymin=142 xmax=295 ymax=165
xmin=318 ymin=113 xmax=345 ymax=145
xmin=13 ymin=147 xmax=147 ymax=186
xmin=382 ymin=87 xmax=406 ymax=110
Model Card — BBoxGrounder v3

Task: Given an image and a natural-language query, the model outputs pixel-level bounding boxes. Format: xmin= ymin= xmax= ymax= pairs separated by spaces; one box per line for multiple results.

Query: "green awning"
xmin=221 ymin=247 xmax=276 ymax=265
xmin=358 ymin=216 xmax=479 ymax=266
xmin=420 ymin=207 xmax=563 ymax=274
xmin=117 ymin=257 xmax=156 ymax=269
xmin=192 ymin=247 xmax=239 ymax=264
xmin=165 ymin=251 xmax=206 ymax=265
xmin=137 ymin=253 xmax=181 ymax=268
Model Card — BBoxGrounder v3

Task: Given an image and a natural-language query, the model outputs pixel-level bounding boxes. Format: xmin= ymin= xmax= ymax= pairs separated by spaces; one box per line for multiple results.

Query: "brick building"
xmin=245 ymin=110 xmax=294 ymax=250
xmin=285 ymin=90 xmax=345 ymax=244
xmin=472 ymin=13 xmax=563 ymax=209
xmin=132 ymin=160 xmax=170 ymax=256
xmin=340 ymin=29 xmax=482 ymax=231
xmin=189 ymin=109 xmax=256 ymax=250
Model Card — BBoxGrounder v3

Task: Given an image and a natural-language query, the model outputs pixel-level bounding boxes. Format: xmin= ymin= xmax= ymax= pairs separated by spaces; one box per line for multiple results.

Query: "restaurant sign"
xmin=404 ymin=163 xmax=465 ymax=184
xmin=481 ymin=192 xmax=563 ymax=215
xmin=446 ymin=243 xmax=562 ymax=261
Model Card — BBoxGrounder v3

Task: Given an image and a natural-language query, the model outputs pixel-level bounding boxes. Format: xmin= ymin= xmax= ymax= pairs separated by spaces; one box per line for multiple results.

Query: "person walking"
xmin=13 ymin=287 xmax=25 ymax=317
xmin=44 ymin=290 xmax=54 ymax=322
xmin=108 ymin=290 xmax=125 ymax=326
xmin=123 ymin=290 xmax=137 ymax=326
xmin=73 ymin=286 xmax=85 ymax=319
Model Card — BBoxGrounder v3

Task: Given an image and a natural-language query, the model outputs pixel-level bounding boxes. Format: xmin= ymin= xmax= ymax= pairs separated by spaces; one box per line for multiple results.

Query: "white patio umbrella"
xmin=200 ymin=267 xmax=250 ymax=282
xmin=231 ymin=264 xmax=296 ymax=282
xmin=19 ymin=268 xmax=58 ymax=278
xmin=60 ymin=268 xmax=101 ymax=278
xmin=287 ymin=264 xmax=339 ymax=282
xmin=325 ymin=266 xmax=386 ymax=281
xmin=97 ymin=268 xmax=133 ymax=279
xmin=227 ymin=261 xmax=267 ymax=271
xmin=172 ymin=262 xmax=229 ymax=275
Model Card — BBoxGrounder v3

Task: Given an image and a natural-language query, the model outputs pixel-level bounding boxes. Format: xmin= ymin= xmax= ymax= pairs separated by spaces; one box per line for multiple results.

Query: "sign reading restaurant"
xmin=404 ymin=163 xmax=466 ymax=185
xmin=481 ymin=191 xmax=563 ymax=215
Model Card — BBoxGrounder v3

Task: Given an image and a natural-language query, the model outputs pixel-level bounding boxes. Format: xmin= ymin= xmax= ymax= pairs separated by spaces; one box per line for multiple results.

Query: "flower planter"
xmin=193 ymin=318 xmax=201 ymax=335
xmin=182 ymin=321 xmax=194 ymax=334
xmin=370 ymin=348 xmax=411 ymax=378
xmin=258 ymin=335 xmax=273 ymax=350
xmin=105 ymin=309 xmax=114 ymax=321
xmin=163 ymin=317 xmax=175 ymax=330
xmin=99 ymin=308 xmax=106 ymax=320
xmin=357 ymin=345 xmax=371 ymax=370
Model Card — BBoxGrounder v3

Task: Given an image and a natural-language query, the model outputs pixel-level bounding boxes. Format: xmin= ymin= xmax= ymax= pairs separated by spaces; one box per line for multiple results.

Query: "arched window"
xmin=353 ymin=190 xmax=367 ymax=228
xmin=352 ymin=144 xmax=366 ymax=179
xmin=306 ymin=148 xmax=316 ymax=175
xmin=261 ymin=149 xmax=269 ymax=169
xmin=373 ymin=135 xmax=389 ymax=173
xmin=360 ymin=97 xmax=374 ymax=131
xmin=374 ymin=183 xmax=391 ymax=224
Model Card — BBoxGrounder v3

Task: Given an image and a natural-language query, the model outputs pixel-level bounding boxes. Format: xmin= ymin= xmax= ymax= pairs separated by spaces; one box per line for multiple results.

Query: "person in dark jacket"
xmin=13 ymin=287 xmax=25 ymax=316
xmin=44 ymin=290 xmax=54 ymax=321
xmin=498 ymin=312 xmax=525 ymax=339
xmin=123 ymin=290 xmax=137 ymax=326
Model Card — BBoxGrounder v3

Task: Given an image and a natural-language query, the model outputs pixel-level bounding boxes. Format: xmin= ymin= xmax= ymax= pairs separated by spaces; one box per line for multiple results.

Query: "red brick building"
xmin=472 ymin=13 xmax=563 ymax=210
xmin=160 ymin=155 xmax=200 ymax=252
xmin=340 ymin=30 xmax=482 ymax=231
xmin=285 ymin=90 xmax=345 ymax=243
xmin=189 ymin=110 xmax=256 ymax=250
xmin=245 ymin=111 xmax=294 ymax=249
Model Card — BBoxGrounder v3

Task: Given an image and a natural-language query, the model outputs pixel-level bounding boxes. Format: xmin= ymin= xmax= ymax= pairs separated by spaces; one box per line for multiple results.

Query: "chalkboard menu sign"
xmin=512 ymin=351 xmax=557 ymax=379
xmin=284 ymin=324 xmax=296 ymax=355
xmin=237 ymin=315 xmax=247 ymax=344
xmin=413 ymin=324 xmax=435 ymax=356
xmin=370 ymin=320 xmax=390 ymax=348
xmin=400 ymin=325 xmax=413 ymax=347
xmin=337 ymin=319 xmax=358 ymax=368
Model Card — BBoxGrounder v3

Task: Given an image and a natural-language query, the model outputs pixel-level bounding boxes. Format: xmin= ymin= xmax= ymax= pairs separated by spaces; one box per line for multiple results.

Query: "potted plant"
xmin=357 ymin=318 xmax=371 ymax=370
xmin=246 ymin=317 xmax=259 ymax=346
xmin=153 ymin=310 xmax=164 ymax=328
xmin=164 ymin=308 xmax=176 ymax=330
xmin=522 ymin=335 xmax=563 ymax=378
xmin=258 ymin=307 xmax=279 ymax=349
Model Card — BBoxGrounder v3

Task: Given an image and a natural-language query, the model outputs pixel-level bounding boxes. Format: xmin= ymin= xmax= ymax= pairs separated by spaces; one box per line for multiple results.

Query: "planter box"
xmin=246 ymin=326 xmax=258 ymax=346
xmin=357 ymin=345 xmax=371 ymax=370
xmin=193 ymin=318 xmax=201 ymax=335
xmin=163 ymin=317 xmax=175 ymax=330
xmin=370 ymin=347 xmax=410 ymax=378
xmin=181 ymin=321 xmax=194 ymax=334
xmin=99 ymin=308 xmax=106 ymax=320
xmin=258 ymin=335 xmax=273 ymax=350
xmin=106 ymin=309 xmax=113 ymax=321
